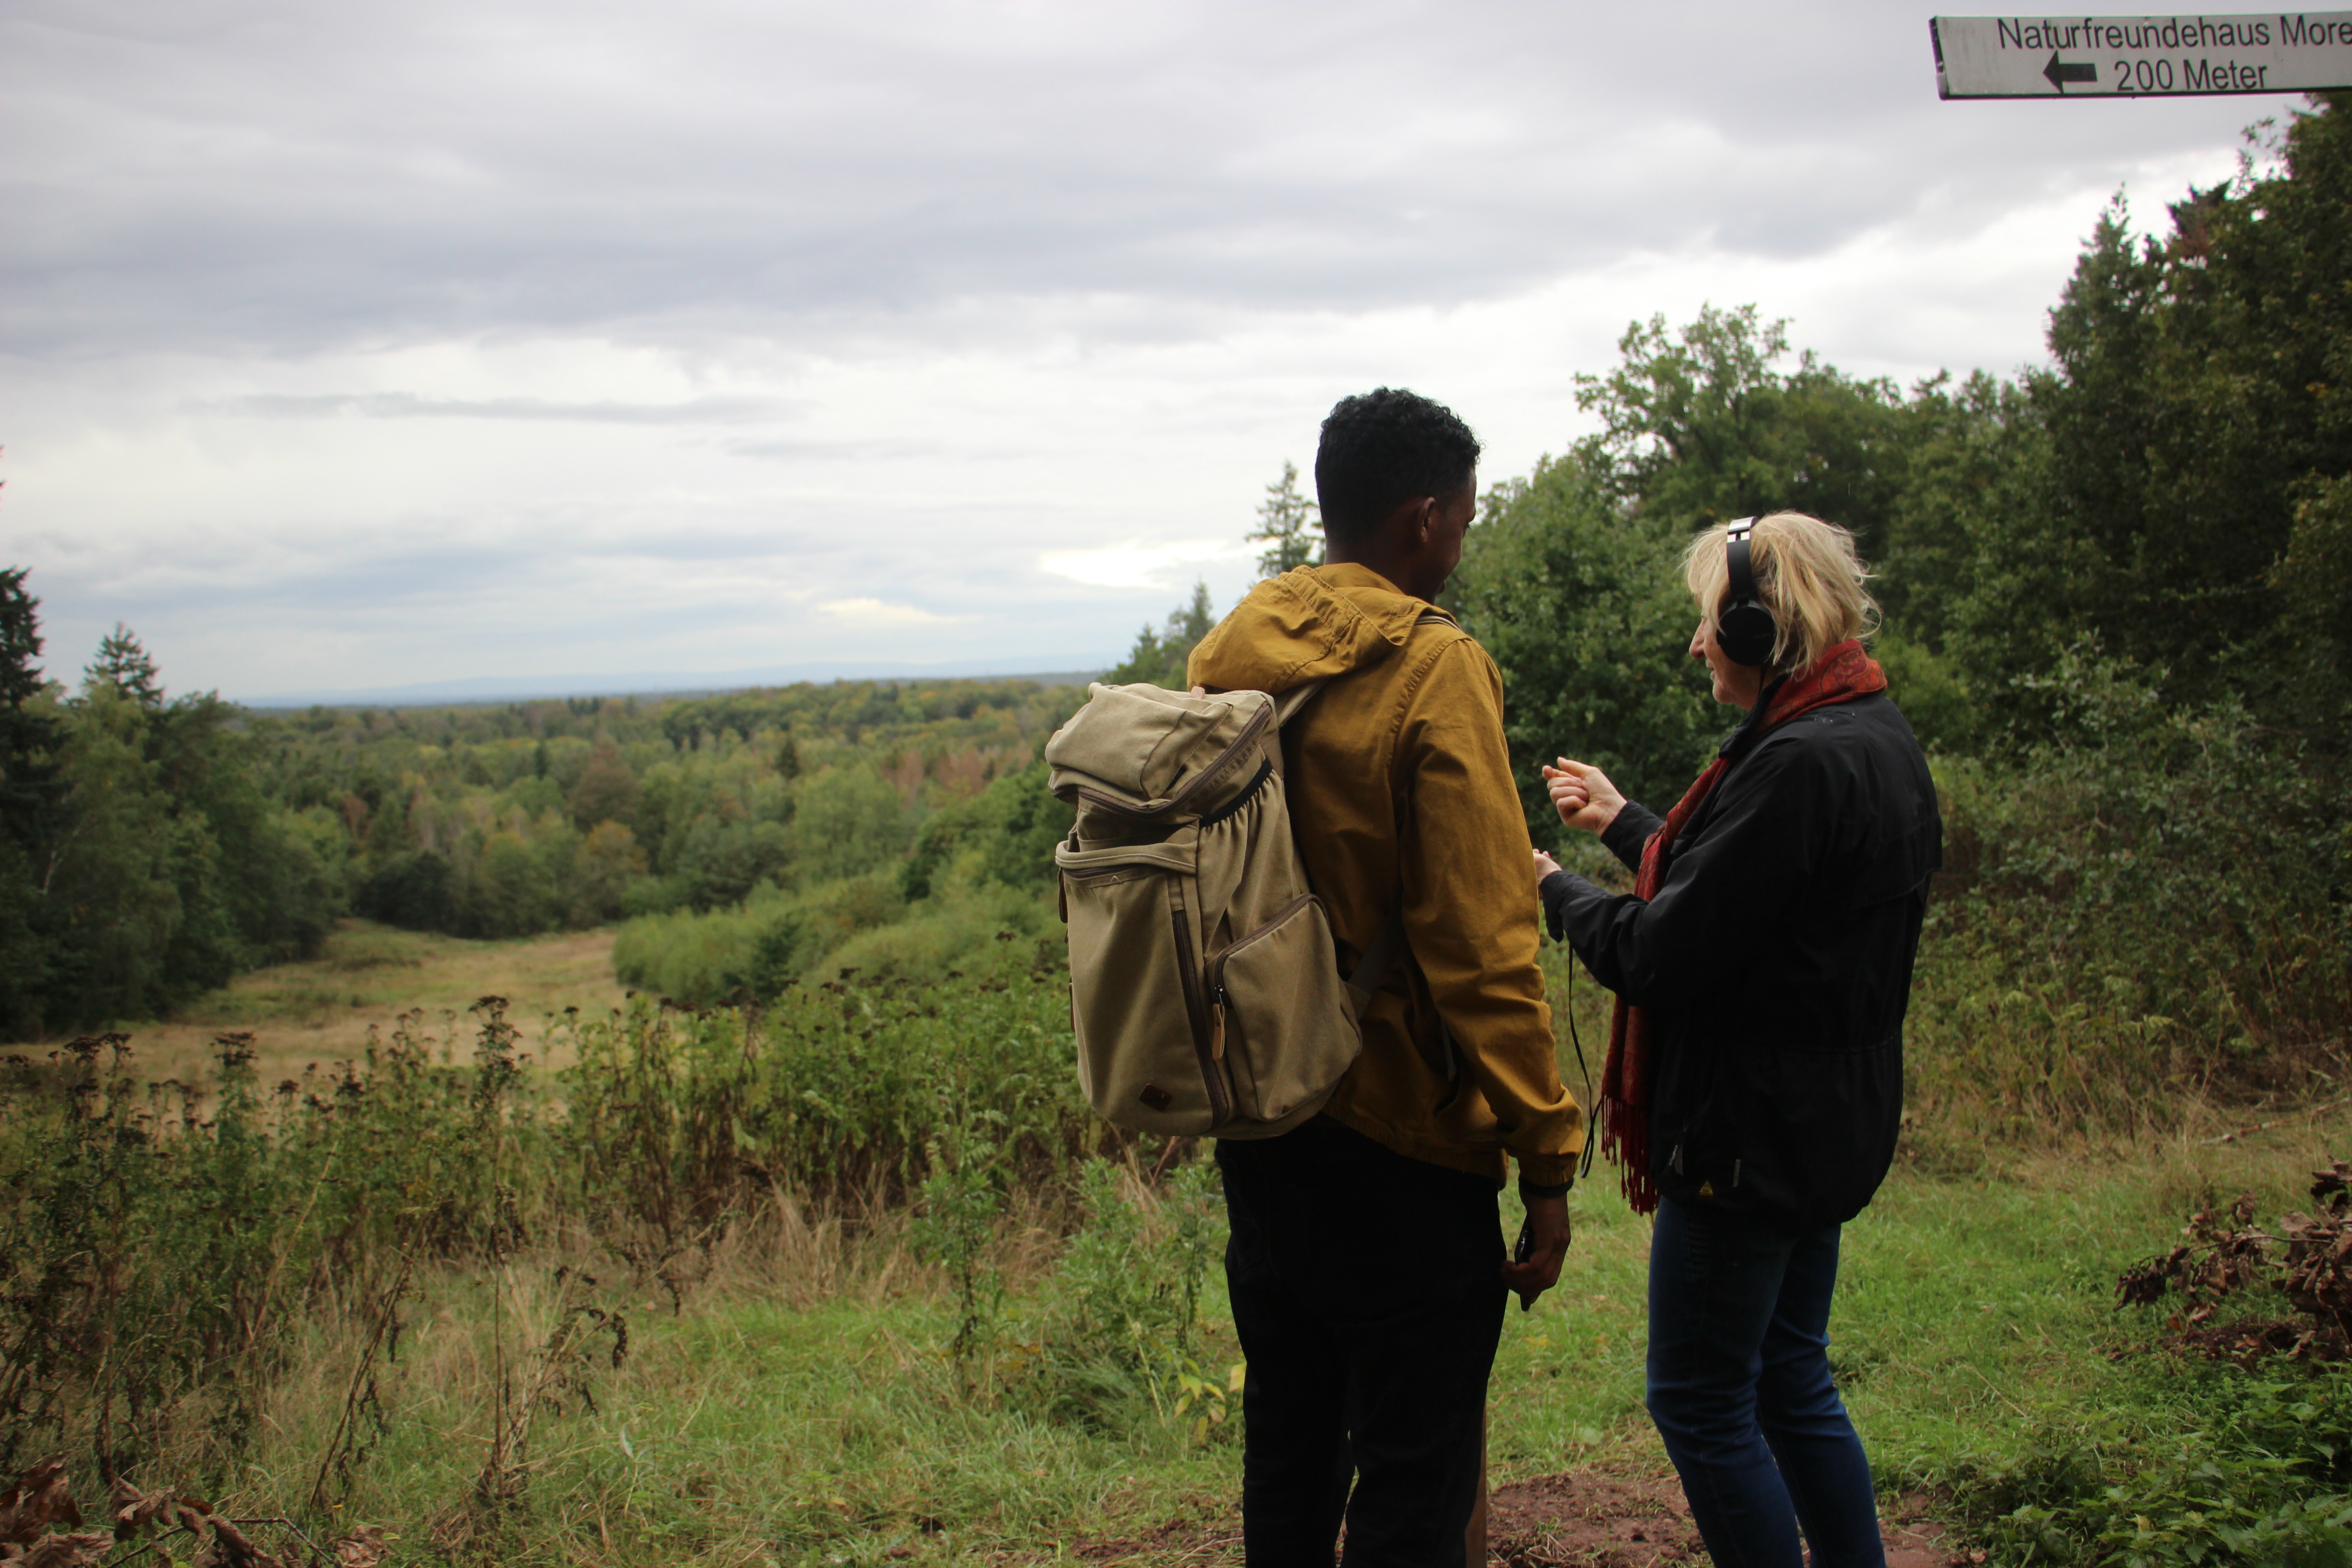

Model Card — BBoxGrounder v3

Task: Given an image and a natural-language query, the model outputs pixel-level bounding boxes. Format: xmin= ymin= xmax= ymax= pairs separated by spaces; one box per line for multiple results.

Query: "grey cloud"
xmin=207 ymin=391 xmax=795 ymax=423
xmin=0 ymin=0 xmax=2270 ymax=361
xmin=725 ymin=433 xmax=947 ymax=462
xmin=31 ymin=527 xmax=1150 ymax=702
xmin=1 ymin=0 xmax=2280 ymax=697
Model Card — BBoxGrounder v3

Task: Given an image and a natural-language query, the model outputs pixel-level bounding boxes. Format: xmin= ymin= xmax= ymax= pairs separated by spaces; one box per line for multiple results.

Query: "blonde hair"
xmin=1681 ymin=511 xmax=1878 ymax=675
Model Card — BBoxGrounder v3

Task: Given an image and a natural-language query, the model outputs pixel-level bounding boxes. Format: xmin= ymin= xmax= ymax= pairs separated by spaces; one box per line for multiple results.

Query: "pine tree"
xmin=1248 ymin=462 xmax=1323 ymax=578
xmin=0 ymin=568 xmax=67 ymax=1035
xmin=87 ymin=624 xmax=164 ymax=709
xmin=1106 ymin=582 xmax=1215 ymax=689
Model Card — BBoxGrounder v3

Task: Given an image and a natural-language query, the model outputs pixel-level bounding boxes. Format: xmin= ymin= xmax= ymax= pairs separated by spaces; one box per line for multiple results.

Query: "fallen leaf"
xmin=331 ymin=1524 xmax=393 ymax=1567
xmin=109 ymin=1478 xmax=211 ymax=1541
xmin=20 ymin=1535 xmax=114 ymax=1568
xmin=0 ymin=1460 xmax=83 ymax=1548
xmin=196 ymin=1518 xmax=287 ymax=1568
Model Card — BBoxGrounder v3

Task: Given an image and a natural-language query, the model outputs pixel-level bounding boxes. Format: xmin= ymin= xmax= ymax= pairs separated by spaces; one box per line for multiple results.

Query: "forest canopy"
xmin=0 ymin=595 xmax=1083 ymax=1035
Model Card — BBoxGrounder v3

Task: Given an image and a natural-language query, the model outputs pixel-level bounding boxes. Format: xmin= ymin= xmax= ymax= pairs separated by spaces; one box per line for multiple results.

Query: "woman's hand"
xmin=1543 ymin=757 xmax=1626 ymax=835
xmin=1533 ymin=848 xmax=1562 ymax=882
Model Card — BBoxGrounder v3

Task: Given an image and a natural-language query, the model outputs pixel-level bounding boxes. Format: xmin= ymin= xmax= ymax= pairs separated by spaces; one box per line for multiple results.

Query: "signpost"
xmin=1931 ymin=12 xmax=2352 ymax=96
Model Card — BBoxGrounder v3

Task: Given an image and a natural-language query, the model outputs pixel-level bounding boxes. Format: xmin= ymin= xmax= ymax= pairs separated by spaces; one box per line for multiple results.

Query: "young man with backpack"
xmin=1184 ymin=388 xmax=1584 ymax=1567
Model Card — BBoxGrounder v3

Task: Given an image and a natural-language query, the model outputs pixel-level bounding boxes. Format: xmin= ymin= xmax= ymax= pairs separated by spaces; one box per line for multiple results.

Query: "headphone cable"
xmin=1559 ymin=915 xmax=1599 ymax=1184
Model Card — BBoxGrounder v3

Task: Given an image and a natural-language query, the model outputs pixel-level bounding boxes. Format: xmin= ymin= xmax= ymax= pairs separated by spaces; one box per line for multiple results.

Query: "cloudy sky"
xmin=0 ymin=0 xmax=2280 ymax=702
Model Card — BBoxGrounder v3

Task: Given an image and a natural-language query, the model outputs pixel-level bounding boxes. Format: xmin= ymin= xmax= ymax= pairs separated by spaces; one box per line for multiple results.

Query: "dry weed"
xmin=2117 ymin=1157 xmax=2352 ymax=1364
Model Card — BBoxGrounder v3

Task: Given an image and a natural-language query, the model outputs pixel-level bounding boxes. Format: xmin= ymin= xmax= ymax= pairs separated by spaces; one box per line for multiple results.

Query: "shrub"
xmin=611 ymin=873 xmax=912 ymax=1003
xmin=0 ymin=972 xmax=1101 ymax=1496
xmin=1015 ymin=1158 xmax=1234 ymax=1441
xmin=1908 ymin=643 xmax=2352 ymax=1133
xmin=791 ymin=762 xmax=912 ymax=884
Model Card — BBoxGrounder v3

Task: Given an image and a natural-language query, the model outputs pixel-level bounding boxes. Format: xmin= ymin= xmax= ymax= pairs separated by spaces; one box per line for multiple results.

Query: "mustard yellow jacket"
xmin=1188 ymin=563 xmax=1584 ymax=1189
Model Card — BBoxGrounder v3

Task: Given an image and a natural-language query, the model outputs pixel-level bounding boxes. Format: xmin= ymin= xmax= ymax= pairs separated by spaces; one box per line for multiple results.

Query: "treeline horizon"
xmin=0 ymin=616 xmax=1086 ymax=1035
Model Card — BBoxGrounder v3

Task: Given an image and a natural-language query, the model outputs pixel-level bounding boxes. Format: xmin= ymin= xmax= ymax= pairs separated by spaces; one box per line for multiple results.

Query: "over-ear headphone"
xmin=1717 ymin=517 xmax=1779 ymax=668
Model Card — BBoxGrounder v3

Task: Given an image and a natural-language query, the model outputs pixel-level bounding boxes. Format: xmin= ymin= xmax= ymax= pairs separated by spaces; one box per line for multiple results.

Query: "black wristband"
xmin=1519 ymin=1178 xmax=1572 ymax=1202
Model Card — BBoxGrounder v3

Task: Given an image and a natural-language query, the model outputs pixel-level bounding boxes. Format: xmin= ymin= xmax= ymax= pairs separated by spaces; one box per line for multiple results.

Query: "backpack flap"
xmin=1045 ymin=683 xmax=1274 ymax=818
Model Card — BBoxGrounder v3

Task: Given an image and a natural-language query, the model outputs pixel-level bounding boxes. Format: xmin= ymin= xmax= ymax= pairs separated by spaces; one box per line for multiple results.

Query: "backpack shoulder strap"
xmin=1343 ymin=905 xmax=1408 ymax=1020
xmin=1272 ymin=679 xmax=1327 ymax=728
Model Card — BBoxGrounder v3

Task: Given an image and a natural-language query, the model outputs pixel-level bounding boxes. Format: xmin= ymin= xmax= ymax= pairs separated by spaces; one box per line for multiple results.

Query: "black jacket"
xmin=1541 ymin=690 xmax=1940 ymax=1232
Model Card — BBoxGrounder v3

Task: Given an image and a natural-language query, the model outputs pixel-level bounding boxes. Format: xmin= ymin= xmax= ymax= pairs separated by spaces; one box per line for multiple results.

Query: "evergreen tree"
xmin=87 ymin=624 xmax=163 ymax=709
xmin=1248 ymin=461 xmax=1322 ymax=577
xmin=1962 ymin=94 xmax=2352 ymax=740
xmin=0 ymin=569 xmax=67 ymax=1035
xmin=1105 ymin=581 xmax=1215 ymax=689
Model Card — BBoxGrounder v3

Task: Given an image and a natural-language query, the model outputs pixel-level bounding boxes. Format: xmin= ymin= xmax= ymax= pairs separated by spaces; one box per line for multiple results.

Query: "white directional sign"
xmin=1932 ymin=12 xmax=2352 ymax=96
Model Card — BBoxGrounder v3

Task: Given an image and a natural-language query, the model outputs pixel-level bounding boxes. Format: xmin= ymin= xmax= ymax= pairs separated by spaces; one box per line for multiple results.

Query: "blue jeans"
xmin=1645 ymin=1198 xmax=1884 ymax=1568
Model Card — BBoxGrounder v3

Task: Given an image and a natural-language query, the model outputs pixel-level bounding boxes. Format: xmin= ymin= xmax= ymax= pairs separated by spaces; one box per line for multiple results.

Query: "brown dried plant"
xmin=2116 ymin=1160 xmax=2352 ymax=1364
xmin=0 ymin=1457 xmax=388 ymax=1568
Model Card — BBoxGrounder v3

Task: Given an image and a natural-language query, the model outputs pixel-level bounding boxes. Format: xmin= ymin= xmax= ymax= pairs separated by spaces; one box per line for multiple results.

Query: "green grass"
xmin=334 ymin=1291 xmax=1236 ymax=1563
xmin=17 ymin=927 xmax=2352 ymax=1566
xmin=162 ymin=1114 xmax=2351 ymax=1567
xmin=28 ymin=1145 xmax=2352 ymax=1566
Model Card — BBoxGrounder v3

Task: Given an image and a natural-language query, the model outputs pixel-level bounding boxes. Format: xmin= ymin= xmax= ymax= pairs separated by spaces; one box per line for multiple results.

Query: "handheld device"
xmin=1513 ymin=1216 xmax=1535 ymax=1312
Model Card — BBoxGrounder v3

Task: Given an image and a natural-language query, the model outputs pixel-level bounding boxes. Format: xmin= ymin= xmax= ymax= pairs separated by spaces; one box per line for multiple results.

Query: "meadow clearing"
xmin=96 ymin=922 xmax=627 ymax=1086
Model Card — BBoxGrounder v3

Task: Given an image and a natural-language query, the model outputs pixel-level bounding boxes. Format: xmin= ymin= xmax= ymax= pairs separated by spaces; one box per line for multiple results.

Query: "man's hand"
xmin=1499 ymin=1195 xmax=1570 ymax=1310
xmin=1542 ymin=758 xmax=1626 ymax=836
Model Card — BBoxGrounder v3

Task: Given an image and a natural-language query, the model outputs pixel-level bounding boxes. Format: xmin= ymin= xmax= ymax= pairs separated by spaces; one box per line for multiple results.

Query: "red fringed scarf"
xmin=1597 ymin=639 xmax=1887 ymax=1214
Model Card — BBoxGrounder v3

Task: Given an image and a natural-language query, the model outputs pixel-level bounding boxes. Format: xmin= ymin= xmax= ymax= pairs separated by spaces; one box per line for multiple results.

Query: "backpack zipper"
xmin=1202 ymin=893 xmax=1321 ymax=1065
xmin=1167 ymin=901 xmax=1229 ymax=1124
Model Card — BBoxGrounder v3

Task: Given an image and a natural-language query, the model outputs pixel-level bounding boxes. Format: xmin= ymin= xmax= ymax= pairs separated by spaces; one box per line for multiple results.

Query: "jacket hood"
xmin=1186 ymin=563 xmax=1437 ymax=694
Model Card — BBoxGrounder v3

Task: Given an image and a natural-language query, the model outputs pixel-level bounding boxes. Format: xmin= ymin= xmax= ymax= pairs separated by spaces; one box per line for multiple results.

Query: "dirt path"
xmin=1067 ymin=1466 xmax=1966 ymax=1567
xmin=1485 ymin=1468 xmax=1960 ymax=1567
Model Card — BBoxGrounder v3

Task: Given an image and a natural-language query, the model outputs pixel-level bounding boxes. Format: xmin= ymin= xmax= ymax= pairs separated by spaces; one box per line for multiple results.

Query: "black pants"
xmin=1216 ymin=1117 xmax=1506 ymax=1568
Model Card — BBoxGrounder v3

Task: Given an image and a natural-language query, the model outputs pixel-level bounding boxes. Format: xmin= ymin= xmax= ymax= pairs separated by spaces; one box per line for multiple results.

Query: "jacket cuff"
xmin=1539 ymin=868 xmax=1578 ymax=941
xmin=1601 ymin=803 xmax=1661 ymax=872
xmin=1514 ymin=1153 xmax=1578 ymax=1195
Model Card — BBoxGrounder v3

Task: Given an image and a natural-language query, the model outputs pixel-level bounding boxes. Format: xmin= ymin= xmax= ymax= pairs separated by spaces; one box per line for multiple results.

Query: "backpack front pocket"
xmin=1208 ymin=894 xmax=1360 ymax=1124
xmin=1056 ymin=839 xmax=1228 ymax=1133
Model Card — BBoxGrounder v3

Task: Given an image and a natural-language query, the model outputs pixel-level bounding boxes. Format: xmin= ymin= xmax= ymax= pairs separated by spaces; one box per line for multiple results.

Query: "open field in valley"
xmin=7 ymin=920 xmax=627 ymax=1085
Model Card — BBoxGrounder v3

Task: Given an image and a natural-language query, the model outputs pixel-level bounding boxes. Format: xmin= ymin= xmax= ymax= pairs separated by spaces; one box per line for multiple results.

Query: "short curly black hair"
xmin=1313 ymin=388 xmax=1481 ymax=548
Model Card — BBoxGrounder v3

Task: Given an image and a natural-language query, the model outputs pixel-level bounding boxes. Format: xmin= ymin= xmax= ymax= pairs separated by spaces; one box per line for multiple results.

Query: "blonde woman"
xmin=1533 ymin=513 xmax=1940 ymax=1568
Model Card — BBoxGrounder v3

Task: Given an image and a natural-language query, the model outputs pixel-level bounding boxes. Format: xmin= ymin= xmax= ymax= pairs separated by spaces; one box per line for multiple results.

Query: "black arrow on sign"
xmin=2043 ymin=50 xmax=2099 ymax=90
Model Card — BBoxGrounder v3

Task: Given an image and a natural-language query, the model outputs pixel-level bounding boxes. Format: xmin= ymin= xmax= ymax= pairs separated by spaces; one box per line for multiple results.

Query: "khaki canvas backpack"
xmin=1043 ymin=663 xmax=1418 ymax=1140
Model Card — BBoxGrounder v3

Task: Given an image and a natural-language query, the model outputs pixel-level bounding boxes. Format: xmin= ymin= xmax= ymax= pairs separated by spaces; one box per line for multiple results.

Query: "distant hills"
xmin=241 ymin=657 xmax=1112 ymax=709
